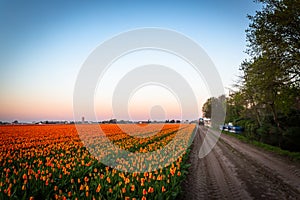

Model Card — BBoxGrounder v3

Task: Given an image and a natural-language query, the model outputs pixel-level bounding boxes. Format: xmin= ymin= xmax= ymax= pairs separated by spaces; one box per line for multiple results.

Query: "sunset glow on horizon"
xmin=0 ymin=1 xmax=261 ymax=122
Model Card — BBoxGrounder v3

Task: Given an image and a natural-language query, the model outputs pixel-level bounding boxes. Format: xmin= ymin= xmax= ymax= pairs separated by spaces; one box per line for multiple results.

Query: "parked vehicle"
xmin=220 ymin=124 xmax=243 ymax=134
xmin=229 ymin=126 xmax=243 ymax=133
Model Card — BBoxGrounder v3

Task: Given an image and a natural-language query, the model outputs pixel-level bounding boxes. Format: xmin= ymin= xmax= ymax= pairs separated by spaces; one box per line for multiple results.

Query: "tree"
xmin=247 ymin=0 xmax=300 ymax=86
xmin=231 ymin=0 xmax=300 ymax=149
xmin=225 ymin=91 xmax=247 ymax=123
xmin=202 ymin=98 xmax=212 ymax=118
xmin=245 ymin=0 xmax=300 ymax=126
xmin=202 ymin=95 xmax=226 ymax=127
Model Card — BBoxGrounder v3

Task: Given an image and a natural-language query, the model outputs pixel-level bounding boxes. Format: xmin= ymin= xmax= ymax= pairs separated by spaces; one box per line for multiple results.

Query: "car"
xmin=229 ymin=126 xmax=243 ymax=133
xmin=220 ymin=124 xmax=243 ymax=134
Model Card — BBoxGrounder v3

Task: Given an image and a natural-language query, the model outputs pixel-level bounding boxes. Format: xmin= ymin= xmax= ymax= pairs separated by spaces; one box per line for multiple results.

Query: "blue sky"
xmin=0 ymin=0 xmax=261 ymax=122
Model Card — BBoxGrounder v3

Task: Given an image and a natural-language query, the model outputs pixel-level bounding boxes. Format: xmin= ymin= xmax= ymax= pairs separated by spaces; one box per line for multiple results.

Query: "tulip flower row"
xmin=0 ymin=123 xmax=196 ymax=199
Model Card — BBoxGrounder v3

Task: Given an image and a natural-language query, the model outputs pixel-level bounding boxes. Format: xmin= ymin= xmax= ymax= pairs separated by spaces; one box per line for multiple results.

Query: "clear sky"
xmin=0 ymin=0 xmax=261 ymax=122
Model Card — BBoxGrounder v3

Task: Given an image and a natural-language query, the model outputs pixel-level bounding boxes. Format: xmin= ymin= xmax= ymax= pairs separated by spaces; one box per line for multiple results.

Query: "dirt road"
xmin=178 ymin=126 xmax=300 ymax=199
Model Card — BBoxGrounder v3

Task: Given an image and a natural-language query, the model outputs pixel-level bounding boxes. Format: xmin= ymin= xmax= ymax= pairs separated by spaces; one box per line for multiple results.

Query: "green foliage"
xmin=202 ymin=95 xmax=226 ymax=128
xmin=222 ymin=0 xmax=300 ymax=152
xmin=202 ymin=98 xmax=212 ymax=118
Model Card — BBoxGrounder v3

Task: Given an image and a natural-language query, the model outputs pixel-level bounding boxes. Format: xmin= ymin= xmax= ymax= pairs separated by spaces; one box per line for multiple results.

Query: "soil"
xmin=178 ymin=126 xmax=300 ymax=200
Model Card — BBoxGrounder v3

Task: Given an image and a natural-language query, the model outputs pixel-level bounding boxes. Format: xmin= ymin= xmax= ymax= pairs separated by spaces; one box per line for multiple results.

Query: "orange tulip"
xmin=96 ymin=184 xmax=101 ymax=193
xmin=79 ymin=184 xmax=84 ymax=191
xmin=148 ymin=187 xmax=154 ymax=193
xmin=142 ymin=188 xmax=147 ymax=195
xmin=131 ymin=184 xmax=135 ymax=191
xmin=22 ymin=174 xmax=27 ymax=180
xmin=106 ymin=177 xmax=111 ymax=183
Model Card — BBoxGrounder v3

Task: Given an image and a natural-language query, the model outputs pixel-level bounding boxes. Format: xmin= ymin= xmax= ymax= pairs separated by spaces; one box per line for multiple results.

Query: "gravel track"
xmin=178 ymin=126 xmax=300 ymax=200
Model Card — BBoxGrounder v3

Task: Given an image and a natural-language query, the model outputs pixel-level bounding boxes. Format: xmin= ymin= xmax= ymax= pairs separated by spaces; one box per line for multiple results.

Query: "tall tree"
xmin=246 ymin=0 xmax=300 ymax=87
xmin=232 ymin=0 xmax=300 ymax=148
xmin=202 ymin=98 xmax=212 ymax=118
xmin=202 ymin=95 xmax=226 ymax=127
xmin=244 ymin=0 xmax=300 ymax=127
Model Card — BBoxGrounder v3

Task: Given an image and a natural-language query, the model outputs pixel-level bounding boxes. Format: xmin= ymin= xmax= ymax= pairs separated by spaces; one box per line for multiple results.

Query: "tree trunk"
xmin=269 ymin=102 xmax=283 ymax=147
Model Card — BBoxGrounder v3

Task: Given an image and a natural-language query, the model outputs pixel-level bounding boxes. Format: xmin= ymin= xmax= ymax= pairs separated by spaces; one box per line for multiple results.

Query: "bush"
xmin=282 ymin=127 xmax=300 ymax=152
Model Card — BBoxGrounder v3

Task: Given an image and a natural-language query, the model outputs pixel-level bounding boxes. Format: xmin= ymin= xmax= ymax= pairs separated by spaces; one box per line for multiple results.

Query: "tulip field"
xmin=0 ymin=123 xmax=196 ymax=200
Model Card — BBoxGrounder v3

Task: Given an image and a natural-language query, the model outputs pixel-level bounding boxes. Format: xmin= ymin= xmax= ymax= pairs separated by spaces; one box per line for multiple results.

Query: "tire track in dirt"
xmin=178 ymin=126 xmax=300 ymax=200
xmin=220 ymin=132 xmax=300 ymax=193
